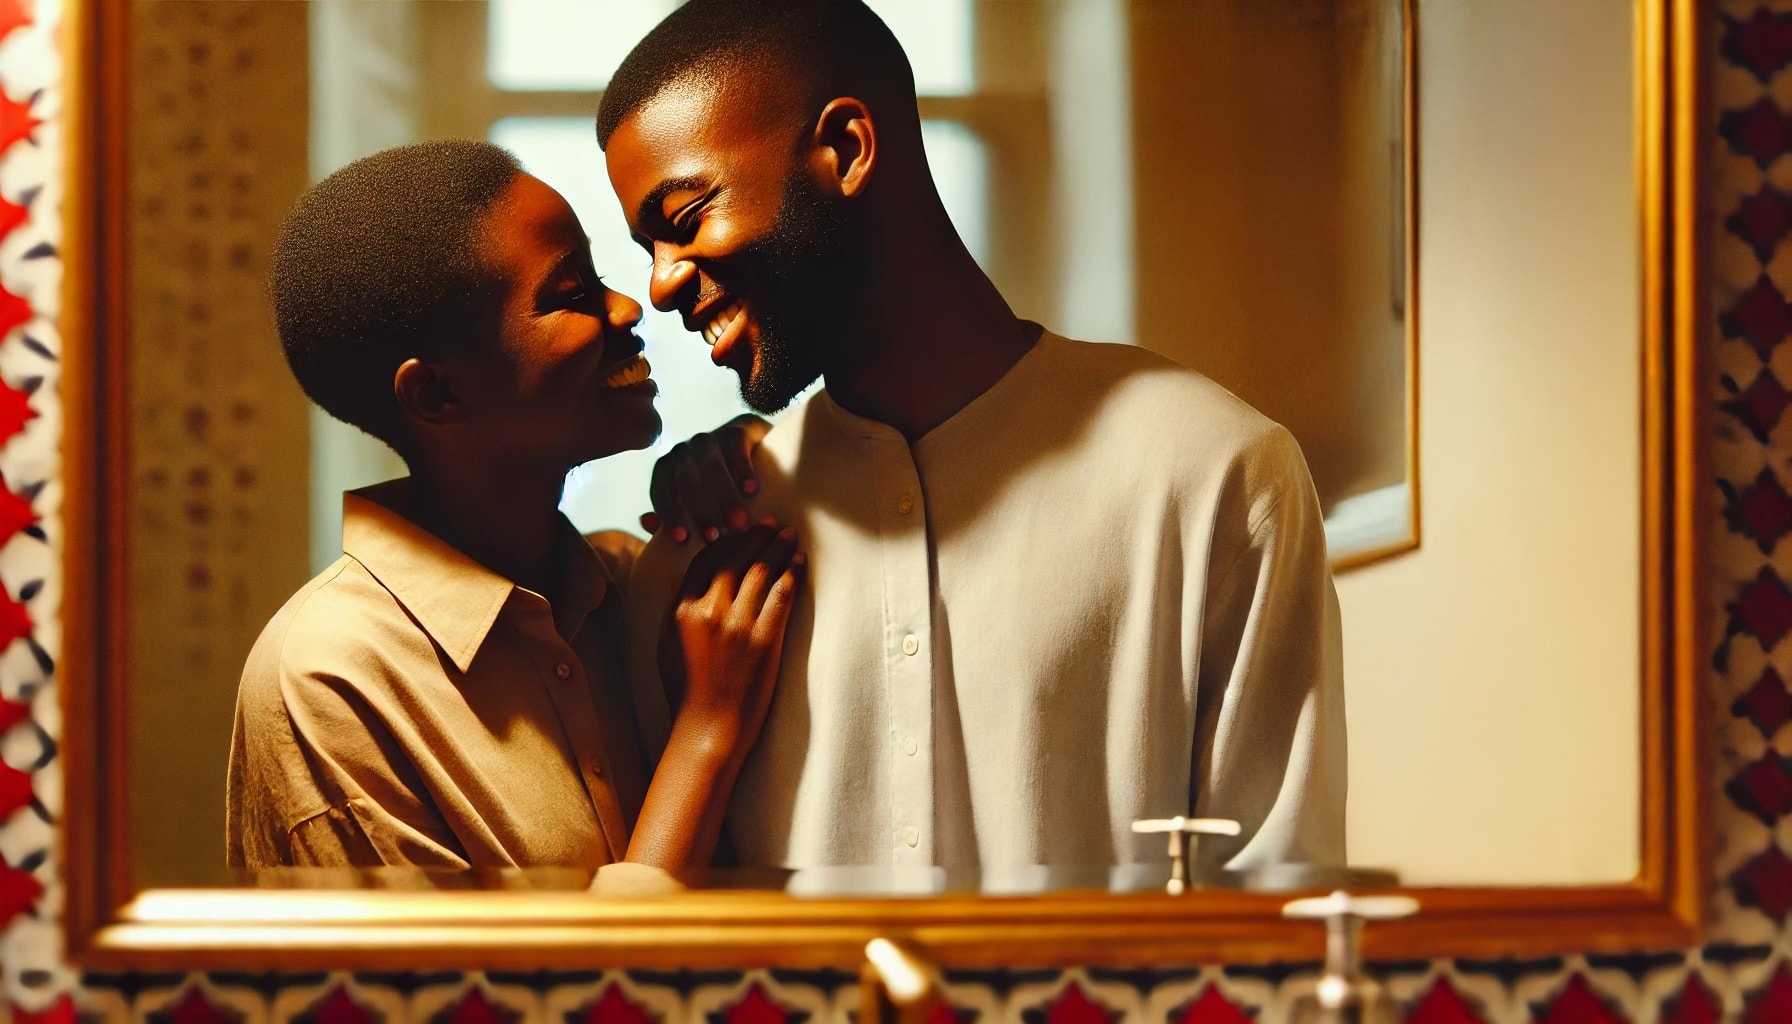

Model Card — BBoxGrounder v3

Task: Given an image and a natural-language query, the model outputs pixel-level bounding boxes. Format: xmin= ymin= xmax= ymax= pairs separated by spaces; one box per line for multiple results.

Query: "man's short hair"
xmin=595 ymin=0 xmax=916 ymax=151
xmin=269 ymin=139 xmax=522 ymax=453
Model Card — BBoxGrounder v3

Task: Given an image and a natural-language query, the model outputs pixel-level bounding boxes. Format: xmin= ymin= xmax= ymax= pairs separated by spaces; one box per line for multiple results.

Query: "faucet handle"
xmin=862 ymin=937 xmax=942 ymax=1024
xmin=1283 ymin=891 xmax=1419 ymax=1021
xmin=1131 ymin=816 xmax=1241 ymax=894
xmin=1283 ymin=890 xmax=1419 ymax=922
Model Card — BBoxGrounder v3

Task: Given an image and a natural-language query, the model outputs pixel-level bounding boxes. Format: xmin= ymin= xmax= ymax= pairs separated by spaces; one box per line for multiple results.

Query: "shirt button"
xmin=903 ymin=736 xmax=918 ymax=756
xmin=902 ymin=826 xmax=920 ymax=848
xmin=555 ymin=662 xmax=572 ymax=680
xmin=897 ymin=495 xmax=914 ymax=515
xmin=901 ymin=634 xmax=919 ymax=656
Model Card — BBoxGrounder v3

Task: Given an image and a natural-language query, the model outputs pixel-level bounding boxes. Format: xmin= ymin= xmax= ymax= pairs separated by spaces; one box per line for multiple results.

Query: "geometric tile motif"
xmin=1734 ymin=665 xmax=1792 ymax=738
xmin=9 ymin=994 xmax=79 ymax=1024
xmin=1723 ymin=468 xmax=1792 ymax=553
xmin=1659 ymin=972 xmax=1723 ymax=1024
xmin=1735 ymin=184 xmax=1792 ymax=264
xmin=1528 ymin=974 xmax=1627 ymax=1024
xmin=428 ymin=987 xmax=523 ymax=1024
xmin=705 ymin=984 xmax=811 ymax=1024
xmin=291 ymin=984 xmax=383 ymax=1024
xmin=1735 ymin=843 xmax=1792 ymax=921
xmin=1404 ymin=976 xmax=1488 ymax=1024
xmin=1729 ymin=185 xmax=1792 ymax=263
xmin=1020 ymin=983 xmax=1123 ymax=1024
xmin=1727 ymin=567 xmax=1792 ymax=654
xmin=0 ymin=850 xmax=42 ymax=929
xmin=144 ymin=986 xmax=244 ymax=1024
xmin=1723 ymin=9 xmax=1792 ymax=84
xmin=1720 ymin=368 xmax=1792 ymax=442
xmin=1745 ymin=964 xmax=1792 ymax=1024
xmin=1727 ymin=752 xmax=1792 ymax=824
xmin=1721 ymin=274 xmax=1792 ymax=360
xmin=1162 ymin=985 xmax=1251 ymax=1024
xmin=1721 ymin=97 xmax=1792 ymax=170
xmin=566 ymin=984 xmax=661 ymax=1024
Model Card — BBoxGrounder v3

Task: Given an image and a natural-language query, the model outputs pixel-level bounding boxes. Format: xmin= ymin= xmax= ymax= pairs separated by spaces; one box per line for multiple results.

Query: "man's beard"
xmin=735 ymin=173 xmax=858 ymax=414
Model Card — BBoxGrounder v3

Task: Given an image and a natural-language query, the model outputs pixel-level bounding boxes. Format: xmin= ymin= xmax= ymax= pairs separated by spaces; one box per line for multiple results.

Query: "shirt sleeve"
xmin=278 ymin=671 xmax=474 ymax=869
xmin=1191 ymin=425 xmax=1348 ymax=873
xmin=228 ymin=632 xmax=473 ymax=872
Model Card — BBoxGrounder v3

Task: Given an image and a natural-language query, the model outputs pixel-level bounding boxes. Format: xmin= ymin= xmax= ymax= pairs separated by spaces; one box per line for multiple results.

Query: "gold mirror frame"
xmin=59 ymin=0 xmax=1707 ymax=970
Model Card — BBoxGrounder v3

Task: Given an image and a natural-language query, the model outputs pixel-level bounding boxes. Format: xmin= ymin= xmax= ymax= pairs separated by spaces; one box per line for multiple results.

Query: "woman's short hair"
xmin=269 ymin=139 xmax=523 ymax=453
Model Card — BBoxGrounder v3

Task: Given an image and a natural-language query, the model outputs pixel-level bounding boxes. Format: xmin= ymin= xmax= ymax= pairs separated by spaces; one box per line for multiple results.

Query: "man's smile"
xmin=690 ymin=294 xmax=751 ymax=367
xmin=701 ymin=297 xmax=746 ymax=345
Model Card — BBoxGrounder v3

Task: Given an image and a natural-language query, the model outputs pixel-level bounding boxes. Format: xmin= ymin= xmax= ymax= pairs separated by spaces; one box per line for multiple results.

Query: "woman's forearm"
xmin=623 ymin=713 xmax=747 ymax=870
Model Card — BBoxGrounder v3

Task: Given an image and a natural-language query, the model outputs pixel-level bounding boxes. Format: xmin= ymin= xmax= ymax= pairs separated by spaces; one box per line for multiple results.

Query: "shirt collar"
xmin=341 ymin=479 xmax=612 ymax=673
xmin=816 ymin=323 xmax=1057 ymax=445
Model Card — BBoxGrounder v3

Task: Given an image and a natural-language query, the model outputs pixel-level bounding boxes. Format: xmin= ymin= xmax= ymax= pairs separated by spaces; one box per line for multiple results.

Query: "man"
xmin=601 ymin=0 xmax=1344 ymax=873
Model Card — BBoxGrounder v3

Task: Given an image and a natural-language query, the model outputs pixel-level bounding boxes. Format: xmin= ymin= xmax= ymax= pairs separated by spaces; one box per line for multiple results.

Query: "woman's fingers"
xmin=754 ymin=559 xmax=804 ymax=642
xmin=734 ymin=526 xmax=799 ymax=612
xmin=702 ymin=523 xmax=780 ymax=603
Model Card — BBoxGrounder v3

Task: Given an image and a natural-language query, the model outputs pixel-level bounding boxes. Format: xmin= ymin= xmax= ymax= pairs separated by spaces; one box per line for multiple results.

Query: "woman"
xmin=225 ymin=139 xmax=797 ymax=876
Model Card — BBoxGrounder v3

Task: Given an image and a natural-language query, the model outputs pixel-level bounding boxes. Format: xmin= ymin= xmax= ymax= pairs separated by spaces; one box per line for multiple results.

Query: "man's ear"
xmin=393 ymin=357 xmax=469 ymax=430
xmin=808 ymin=97 xmax=877 ymax=199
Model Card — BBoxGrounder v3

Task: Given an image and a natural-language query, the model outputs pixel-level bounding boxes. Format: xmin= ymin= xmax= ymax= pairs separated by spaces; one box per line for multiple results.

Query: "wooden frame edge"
xmin=59 ymin=0 xmax=132 ymax=959
xmin=61 ymin=0 xmax=1707 ymax=970
xmin=1329 ymin=0 xmax=1422 ymax=576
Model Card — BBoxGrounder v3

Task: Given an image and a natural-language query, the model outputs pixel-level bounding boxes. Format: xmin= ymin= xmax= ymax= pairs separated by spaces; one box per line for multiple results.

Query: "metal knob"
xmin=1130 ymin=816 xmax=1241 ymax=894
xmin=861 ymin=937 xmax=942 ymax=1024
xmin=1283 ymin=891 xmax=1419 ymax=1023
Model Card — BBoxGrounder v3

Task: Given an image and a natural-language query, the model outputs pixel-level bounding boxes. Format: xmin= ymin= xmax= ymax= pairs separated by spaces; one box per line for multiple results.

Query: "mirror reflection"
xmin=124 ymin=0 xmax=1631 ymax=895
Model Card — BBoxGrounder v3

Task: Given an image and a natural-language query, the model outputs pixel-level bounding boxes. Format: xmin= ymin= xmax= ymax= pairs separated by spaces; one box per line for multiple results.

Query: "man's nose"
xmin=649 ymin=244 xmax=696 ymax=314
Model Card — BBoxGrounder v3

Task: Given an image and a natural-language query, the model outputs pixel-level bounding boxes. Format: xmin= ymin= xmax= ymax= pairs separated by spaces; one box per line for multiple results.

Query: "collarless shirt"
xmin=623 ymin=330 xmax=1346 ymax=872
xmin=226 ymin=480 xmax=649 ymax=873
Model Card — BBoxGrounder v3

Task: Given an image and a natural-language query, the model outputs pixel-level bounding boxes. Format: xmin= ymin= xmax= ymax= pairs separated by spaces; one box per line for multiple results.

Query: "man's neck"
xmin=403 ymin=457 xmax=567 ymax=599
xmin=824 ymin=219 xmax=1037 ymax=442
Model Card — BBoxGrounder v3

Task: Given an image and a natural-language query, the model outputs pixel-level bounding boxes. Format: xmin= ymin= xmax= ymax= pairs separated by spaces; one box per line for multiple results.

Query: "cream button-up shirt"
xmin=226 ymin=481 xmax=649 ymax=874
xmin=624 ymin=331 xmax=1346 ymax=873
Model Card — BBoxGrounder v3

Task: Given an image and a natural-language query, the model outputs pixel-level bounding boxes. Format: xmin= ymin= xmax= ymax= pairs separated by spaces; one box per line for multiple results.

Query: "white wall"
xmin=1339 ymin=0 xmax=1641 ymax=884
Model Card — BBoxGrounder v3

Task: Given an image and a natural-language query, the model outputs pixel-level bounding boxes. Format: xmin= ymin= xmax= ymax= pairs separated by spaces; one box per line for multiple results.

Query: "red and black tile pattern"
xmin=27 ymin=1 xmax=1792 ymax=1023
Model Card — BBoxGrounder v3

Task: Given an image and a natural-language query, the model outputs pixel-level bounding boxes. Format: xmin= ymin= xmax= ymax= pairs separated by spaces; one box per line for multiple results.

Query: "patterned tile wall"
xmin=122 ymin=0 xmax=313 ymax=894
xmin=9 ymin=1 xmax=1792 ymax=1021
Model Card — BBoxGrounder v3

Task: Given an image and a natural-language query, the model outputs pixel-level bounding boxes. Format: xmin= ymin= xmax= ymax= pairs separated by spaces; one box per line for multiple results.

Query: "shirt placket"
xmin=516 ymin=603 xmax=629 ymax=863
xmin=870 ymin=435 xmax=935 ymax=865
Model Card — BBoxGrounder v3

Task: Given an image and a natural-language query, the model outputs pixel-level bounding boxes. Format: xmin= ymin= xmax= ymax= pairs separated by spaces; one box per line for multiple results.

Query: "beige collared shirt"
xmin=226 ymin=480 xmax=650 ymax=874
xmin=625 ymin=331 xmax=1346 ymax=873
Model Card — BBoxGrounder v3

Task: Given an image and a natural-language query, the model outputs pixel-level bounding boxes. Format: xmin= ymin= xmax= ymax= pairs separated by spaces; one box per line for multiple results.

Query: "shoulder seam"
xmin=272 ymin=558 xmax=359 ymax=677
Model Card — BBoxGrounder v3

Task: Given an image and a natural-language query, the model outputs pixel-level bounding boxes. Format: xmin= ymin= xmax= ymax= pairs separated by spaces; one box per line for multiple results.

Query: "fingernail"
xmin=704 ymin=526 xmax=720 ymax=543
xmin=760 ymin=516 xmax=779 ymax=527
xmin=671 ymin=526 xmax=688 ymax=543
xmin=779 ymin=526 xmax=797 ymax=540
xmin=742 ymin=478 xmax=759 ymax=495
xmin=792 ymin=553 xmax=807 ymax=566
xmin=730 ymin=507 xmax=750 ymax=531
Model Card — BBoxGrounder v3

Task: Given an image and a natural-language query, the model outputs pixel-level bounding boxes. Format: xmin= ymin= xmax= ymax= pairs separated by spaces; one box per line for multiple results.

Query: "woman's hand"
xmin=626 ymin=521 xmax=804 ymax=871
xmin=666 ymin=521 xmax=803 ymax=752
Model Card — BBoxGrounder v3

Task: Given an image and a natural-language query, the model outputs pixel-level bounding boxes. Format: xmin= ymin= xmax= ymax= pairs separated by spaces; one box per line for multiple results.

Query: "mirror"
xmin=108 ymin=0 xmax=1645 ymax=909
